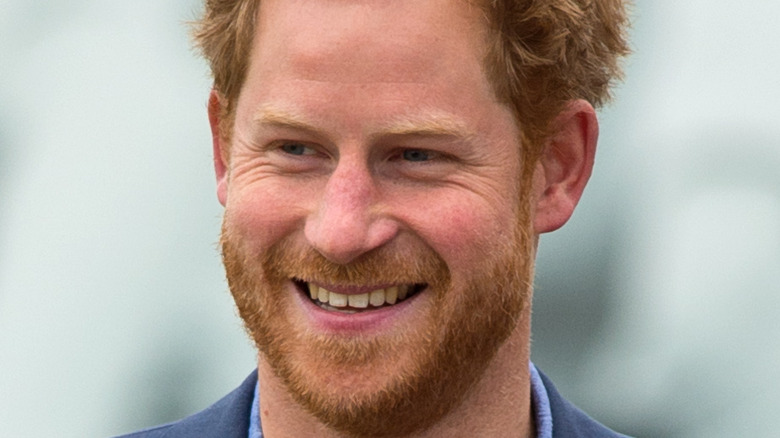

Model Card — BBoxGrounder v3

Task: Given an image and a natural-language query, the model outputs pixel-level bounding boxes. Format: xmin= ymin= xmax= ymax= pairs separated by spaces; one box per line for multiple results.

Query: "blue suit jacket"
xmin=116 ymin=369 xmax=628 ymax=437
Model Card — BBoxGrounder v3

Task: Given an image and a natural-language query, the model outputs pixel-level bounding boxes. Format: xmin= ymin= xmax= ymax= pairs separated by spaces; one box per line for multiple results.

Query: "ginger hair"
xmin=193 ymin=0 xmax=630 ymax=155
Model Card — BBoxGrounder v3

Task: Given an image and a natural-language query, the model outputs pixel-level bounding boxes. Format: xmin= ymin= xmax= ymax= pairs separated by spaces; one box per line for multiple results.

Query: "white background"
xmin=1 ymin=1 xmax=779 ymax=437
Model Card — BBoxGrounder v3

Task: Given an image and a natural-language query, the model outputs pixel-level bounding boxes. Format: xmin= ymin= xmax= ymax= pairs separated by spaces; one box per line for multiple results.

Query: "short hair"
xmin=193 ymin=0 xmax=629 ymax=156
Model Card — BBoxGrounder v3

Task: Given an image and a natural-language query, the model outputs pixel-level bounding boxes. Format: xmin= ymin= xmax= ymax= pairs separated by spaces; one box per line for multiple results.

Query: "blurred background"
xmin=1 ymin=1 xmax=778 ymax=436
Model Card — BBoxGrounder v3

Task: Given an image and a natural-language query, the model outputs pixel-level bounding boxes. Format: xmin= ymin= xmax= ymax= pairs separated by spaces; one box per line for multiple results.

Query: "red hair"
xmin=193 ymin=0 xmax=630 ymax=153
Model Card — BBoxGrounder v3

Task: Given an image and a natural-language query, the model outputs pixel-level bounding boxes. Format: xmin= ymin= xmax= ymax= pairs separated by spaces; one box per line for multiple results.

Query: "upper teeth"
xmin=308 ymin=284 xmax=411 ymax=308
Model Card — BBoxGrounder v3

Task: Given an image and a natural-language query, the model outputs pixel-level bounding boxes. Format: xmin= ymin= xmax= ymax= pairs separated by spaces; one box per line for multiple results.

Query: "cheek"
xmin=412 ymin=197 xmax=516 ymax=273
xmin=224 ymin=179 xmax=308 ymax=249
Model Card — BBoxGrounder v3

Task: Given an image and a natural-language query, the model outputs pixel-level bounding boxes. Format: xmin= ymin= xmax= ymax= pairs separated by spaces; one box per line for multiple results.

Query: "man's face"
xmin=219 ymin=0 xmax=538 ymax=436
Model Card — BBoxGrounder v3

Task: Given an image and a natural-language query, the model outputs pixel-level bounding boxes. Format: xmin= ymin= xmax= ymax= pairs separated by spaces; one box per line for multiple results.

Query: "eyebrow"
xmin=379 ymin=114 xmax=476 ymax=140
xmin=253 ymin=105 xmax=476 ymax=141
xmin=253 ymin=106 xmax=323 ymax=137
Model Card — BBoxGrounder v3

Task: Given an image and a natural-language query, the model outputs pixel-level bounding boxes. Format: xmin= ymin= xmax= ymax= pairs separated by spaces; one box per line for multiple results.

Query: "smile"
xmin=297 ymin=281 xmax=425 ymax=314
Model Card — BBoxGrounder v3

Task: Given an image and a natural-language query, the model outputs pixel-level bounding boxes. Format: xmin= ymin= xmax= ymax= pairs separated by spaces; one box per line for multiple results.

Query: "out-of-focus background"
xmin=1 ymin=1 xmax=778 ymax=436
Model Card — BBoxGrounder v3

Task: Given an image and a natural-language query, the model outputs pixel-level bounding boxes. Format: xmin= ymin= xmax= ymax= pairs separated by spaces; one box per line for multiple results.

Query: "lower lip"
xmin=292 ymin=283 xmax=422 ymax=334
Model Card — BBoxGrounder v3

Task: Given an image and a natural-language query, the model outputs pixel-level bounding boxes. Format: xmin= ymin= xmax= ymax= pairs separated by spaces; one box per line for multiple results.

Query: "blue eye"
xmin=402 ymin=149 xmax=430 ymax=162
xmin=281 ymin=142 xmax=311 ymax=156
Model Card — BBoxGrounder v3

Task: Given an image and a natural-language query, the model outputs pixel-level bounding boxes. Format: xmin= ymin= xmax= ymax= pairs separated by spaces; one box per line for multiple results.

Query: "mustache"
xmin=259 ymin=235 xmax=451 ymax=288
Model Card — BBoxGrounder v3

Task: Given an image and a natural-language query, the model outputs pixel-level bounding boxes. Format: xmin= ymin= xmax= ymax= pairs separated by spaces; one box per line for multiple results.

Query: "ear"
xmin=533 ymin=99 xmax=598 ymax=233
xmin=208 ymin=90 xmax=229 ymax=207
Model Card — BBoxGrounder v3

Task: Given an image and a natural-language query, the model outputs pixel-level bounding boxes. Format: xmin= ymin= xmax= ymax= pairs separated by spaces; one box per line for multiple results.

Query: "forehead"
xmin=251 ymin=0 xmax=490 ymax=87
xmin=234 ymin=0 xmax=519 ymax=150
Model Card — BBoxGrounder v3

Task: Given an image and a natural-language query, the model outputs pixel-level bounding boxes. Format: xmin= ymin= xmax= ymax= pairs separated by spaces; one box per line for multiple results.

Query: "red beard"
xmin=221 ymin=193 xmax=534 ymax=437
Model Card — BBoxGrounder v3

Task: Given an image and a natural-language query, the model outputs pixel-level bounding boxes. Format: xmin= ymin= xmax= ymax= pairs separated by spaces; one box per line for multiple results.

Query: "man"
xmin=120 ymin=0 xmax=630 ymax=436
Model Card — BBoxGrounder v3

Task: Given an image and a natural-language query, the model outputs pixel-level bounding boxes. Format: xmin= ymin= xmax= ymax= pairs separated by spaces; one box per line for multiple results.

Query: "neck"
xmin=257 ymin=315 xmax=534 ymax=438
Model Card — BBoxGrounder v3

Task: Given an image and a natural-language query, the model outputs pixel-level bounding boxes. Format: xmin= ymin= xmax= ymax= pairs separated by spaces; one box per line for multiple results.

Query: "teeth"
xmin=328 ymin=291 xmax=348 ymax=307
xmin=308 ymin=284 xmax=416 ymax=309
xmin=317 ymin=286 xmax=329 ymax=304
xmin=385 ymin=286 xmax=398 ymax=305
xmin=398 ymin=285 xmax=408 ymax=300
xmin=348 ymin=293 xmax=369 ymax=308
xmin=309 ymin=285 xmax=318 ymax=300
xmin=369 ymin=289 xmax=386 ymax=307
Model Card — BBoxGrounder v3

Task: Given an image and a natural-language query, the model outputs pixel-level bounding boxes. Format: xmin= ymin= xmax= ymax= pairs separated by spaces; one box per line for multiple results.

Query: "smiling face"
xmin=217 ymin=0 xmax=538 ymax=436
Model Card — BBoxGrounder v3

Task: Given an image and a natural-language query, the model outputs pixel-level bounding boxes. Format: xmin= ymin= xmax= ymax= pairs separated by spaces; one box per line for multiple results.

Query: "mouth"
xmin=294 ymin=279 xmax=426 ymax=314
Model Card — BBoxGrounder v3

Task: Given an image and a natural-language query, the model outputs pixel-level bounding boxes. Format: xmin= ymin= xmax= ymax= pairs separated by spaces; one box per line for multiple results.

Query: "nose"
xmin=304 ymin=158 xmax=398 ymax=264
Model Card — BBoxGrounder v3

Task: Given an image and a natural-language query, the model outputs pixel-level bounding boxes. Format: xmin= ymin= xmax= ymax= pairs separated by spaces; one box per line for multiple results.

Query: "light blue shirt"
xmin=249 ymin=362 xmax=553 ymax=438
xmin=529 ymin=361 xmax=553 ymax=438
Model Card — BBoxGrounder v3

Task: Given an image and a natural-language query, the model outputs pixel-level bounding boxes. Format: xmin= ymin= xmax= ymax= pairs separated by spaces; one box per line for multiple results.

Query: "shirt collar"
xmin=249 ymin=361 xmax=553 ymax=438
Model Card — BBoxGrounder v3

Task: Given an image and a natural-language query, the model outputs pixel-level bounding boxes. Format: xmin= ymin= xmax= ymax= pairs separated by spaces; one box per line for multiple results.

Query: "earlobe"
xmin=533 ymin=99 xmax=598 ymax=233
xmin=208 ymin=90 xmax=229 ymax=206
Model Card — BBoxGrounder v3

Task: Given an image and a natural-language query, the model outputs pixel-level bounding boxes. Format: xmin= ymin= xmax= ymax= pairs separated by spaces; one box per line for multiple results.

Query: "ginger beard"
xmin=220 ymin=169 xmax=537 ymax=437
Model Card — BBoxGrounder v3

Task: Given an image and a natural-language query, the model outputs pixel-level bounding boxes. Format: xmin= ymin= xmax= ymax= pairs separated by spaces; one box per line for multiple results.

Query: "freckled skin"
xmin=211 ymin=0 xmax=598 ymax=436
xmin=227 ymin=0 xmax=522 ymax=269
xmin=221 ymin=0 xmax=527 ymax=435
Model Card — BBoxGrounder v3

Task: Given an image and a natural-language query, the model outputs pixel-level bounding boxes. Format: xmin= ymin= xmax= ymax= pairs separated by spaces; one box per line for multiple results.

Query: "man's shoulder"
xmin=538 ymin=370 xmax=630 ymax=438
xmin=114 ymin=370 xmax=258 ymax=438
